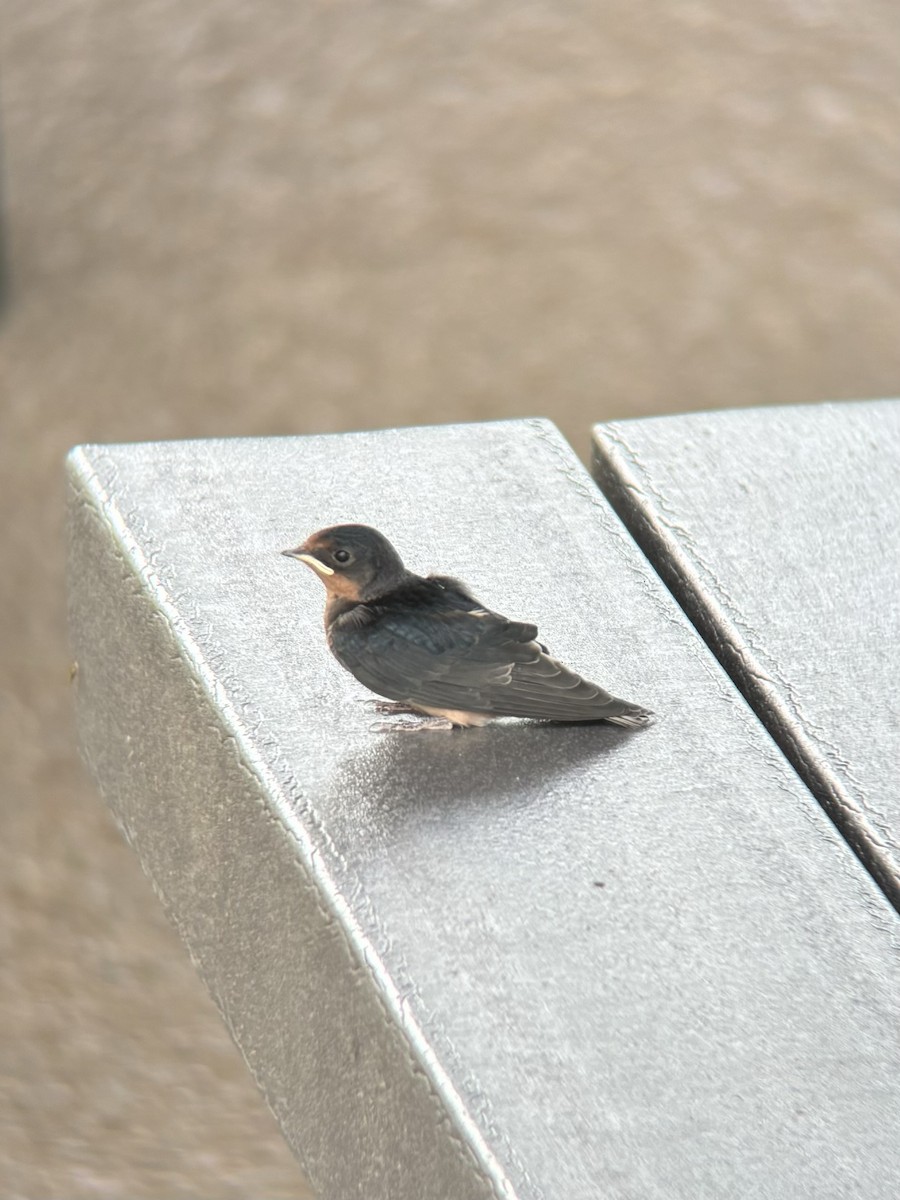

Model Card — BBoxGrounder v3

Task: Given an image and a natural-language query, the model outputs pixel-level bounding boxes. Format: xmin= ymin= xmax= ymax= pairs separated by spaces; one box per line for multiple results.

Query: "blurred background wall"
xmin=2 ymin=1 xmax=899 ymax=1195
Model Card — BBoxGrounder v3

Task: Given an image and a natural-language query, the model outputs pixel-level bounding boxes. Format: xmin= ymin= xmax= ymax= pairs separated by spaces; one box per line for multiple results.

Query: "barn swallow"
xmin=282 ymin=524 xmax=653 ymax=731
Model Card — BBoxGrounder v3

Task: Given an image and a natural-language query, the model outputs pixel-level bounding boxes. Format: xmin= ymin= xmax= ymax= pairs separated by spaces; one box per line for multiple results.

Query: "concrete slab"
xmin=68 ymin=419 xmax=900 ymax=1200
xmin=593 ymin=400 xmax=900 ymax=909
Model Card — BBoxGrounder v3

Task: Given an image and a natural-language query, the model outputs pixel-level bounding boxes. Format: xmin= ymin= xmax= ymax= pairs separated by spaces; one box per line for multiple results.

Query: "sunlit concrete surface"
xmin=594 ymin=399 xmax=900 ymax=908
xmin=67 ymin=422 xmax=900 ymax=1200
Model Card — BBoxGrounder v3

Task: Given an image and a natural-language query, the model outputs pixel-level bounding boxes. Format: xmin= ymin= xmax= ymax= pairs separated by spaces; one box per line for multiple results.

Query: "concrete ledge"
xmin=592 ymin=399 xmax=900 ymax=911
xmin=68 ymin=420 xmax=900 ymax=1200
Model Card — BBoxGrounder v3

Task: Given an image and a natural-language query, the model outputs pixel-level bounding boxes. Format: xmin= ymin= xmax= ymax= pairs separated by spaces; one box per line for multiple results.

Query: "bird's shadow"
xmin=319 ymin=718 xmax=644 ymax=855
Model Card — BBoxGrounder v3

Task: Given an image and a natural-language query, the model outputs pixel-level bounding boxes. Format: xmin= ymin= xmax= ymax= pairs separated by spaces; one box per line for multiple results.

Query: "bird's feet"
xmin=371 ymin=715 xmax=456 ymax=733
xmin=359 ymin=699 xmax=424 ymax=717
xmin=356 ymin=698 xmax=455 ymax=731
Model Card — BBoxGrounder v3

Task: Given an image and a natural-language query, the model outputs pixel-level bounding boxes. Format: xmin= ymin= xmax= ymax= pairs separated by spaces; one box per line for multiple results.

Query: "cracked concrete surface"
xmin=2 ymin=1 xmax=900 ymax=1195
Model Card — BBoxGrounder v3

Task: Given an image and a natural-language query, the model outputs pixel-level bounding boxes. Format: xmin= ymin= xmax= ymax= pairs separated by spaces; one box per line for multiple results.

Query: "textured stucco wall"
xmin=2 ymin=1 xmax=900 ymax=1195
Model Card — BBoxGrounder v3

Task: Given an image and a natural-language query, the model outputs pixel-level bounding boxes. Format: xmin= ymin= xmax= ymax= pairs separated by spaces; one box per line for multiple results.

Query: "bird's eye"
xmin=333 ymin=548 xmax=351 ymax=565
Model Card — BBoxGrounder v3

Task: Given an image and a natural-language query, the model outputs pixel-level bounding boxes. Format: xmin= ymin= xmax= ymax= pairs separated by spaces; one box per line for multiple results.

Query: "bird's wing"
xmin=330 ymin=604 xmax=640 ymax=721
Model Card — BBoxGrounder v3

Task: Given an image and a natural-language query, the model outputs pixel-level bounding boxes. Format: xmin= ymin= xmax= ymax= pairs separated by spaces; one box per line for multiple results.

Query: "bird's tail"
xmin=605 ymin=705 xmax=655 ymax=728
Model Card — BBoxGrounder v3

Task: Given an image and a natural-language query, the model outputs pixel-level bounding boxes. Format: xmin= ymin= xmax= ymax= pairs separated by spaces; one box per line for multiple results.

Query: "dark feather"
xmin=328 ymin=576 xmax=652 ymax=725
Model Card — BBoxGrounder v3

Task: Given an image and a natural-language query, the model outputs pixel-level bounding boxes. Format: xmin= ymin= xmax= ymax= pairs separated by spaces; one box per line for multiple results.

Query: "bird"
xmin=281 ymin=523 xmax=653 ymax=732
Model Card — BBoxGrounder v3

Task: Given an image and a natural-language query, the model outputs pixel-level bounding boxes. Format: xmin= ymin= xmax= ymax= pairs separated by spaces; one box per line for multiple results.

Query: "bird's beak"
xmin=281 ymin=547 xmax=335 ymax=576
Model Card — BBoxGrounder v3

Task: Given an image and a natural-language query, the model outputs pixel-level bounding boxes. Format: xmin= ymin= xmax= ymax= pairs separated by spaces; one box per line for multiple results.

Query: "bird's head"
xmin=281 ymin=524 xmax=409 ymax=602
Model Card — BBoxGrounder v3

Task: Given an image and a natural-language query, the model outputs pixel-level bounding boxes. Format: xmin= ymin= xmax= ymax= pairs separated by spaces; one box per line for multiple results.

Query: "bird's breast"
xmin=415 ymin=704 xmax=493 ymax=728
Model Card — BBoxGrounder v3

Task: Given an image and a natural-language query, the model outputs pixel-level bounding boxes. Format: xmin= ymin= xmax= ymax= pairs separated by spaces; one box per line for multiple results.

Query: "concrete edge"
xmin=65 ymin=443 xmax=523 ymax=1200
xmin=590 ymin=420 xmax=900 ymax=915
